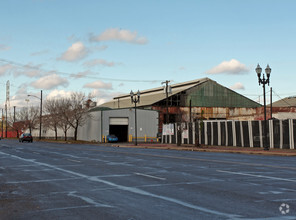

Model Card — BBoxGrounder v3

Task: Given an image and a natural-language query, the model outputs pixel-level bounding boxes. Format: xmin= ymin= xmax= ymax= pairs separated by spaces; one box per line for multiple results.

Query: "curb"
xmin=114 ymin=144 xmax=296 ymax=157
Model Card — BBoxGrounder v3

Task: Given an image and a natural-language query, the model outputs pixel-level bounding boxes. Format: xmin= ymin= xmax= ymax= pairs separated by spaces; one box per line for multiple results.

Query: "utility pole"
xmin=40 ymin=90 xmax=43 ymax=140
xmin=5 ymin=80 xmax=10 ymax=138
xmin=5 ymin=104 xmax=7 ymax=138
xmin=13 ymin=106 xmax=16 ymax=122
xmin=27 ymin=90 xmax=43 ymax=140
xmin=189 ymin=99 xmax=192 ymax=122
xmin=13 ymin=106 xmax=16 ymax=138
xmin=162 ymin=80 xmax=170 ymax=124
xmin=1 ymin=109 xmax=3 ymax=138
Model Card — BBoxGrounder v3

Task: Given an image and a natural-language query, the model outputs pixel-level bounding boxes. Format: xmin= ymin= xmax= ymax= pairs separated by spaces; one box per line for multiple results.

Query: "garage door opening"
xmin=109 ymin=125 xmax=128 ymax=142
xmin=109 ymin=118 xmax=129 ymax=142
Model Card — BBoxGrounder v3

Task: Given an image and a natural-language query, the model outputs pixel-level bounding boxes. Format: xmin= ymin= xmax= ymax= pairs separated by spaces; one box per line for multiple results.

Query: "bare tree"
xmin=14 ymin=108 xmax=27 ymax=136
xmin=28 ymin=106 xmax=39 ymax=133
xmin=57 ymin=98 xmax=72 ymax=141
xmin=44 ymin=99 xmax=61 ymax=140
xmin=41 ymin=92 xmax=90 ymax=141
xmin=15 ymin=106 xmax=39 ymax=134
xmin=61 ymin=92 xmax=89 ymax=140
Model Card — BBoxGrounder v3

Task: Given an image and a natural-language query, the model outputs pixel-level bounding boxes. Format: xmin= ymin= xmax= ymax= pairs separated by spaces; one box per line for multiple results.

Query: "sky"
xmin=1 ymin=0 xmax=296 ymax=110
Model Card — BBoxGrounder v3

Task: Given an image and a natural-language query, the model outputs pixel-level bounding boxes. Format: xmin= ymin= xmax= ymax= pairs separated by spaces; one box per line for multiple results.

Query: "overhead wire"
xmin=272 ymin=89 xmax=294 ymax=107
xmin=0 ymin=58 xmax=165 ymax=83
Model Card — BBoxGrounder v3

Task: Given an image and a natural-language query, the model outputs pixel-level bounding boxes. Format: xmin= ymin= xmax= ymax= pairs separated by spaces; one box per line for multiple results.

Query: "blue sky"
xmin=1 ymin=0 xmax=296 ymax=109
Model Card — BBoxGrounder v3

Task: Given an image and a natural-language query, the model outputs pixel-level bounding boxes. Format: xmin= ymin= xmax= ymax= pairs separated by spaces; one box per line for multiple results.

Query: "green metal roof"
xmin=88 ymin=106 xmax=111 ymax=112
xmin=100 ymin=78 xmax=209 ymax=108
xmin=99 ymin=77 xmax=261 ymax=109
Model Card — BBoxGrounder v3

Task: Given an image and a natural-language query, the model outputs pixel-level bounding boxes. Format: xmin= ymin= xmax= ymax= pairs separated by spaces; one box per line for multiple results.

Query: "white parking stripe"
xmin=0 ymin=151 xmax=241 ymax=219
xmin=134 ymin=172 xmax=166 ymax=181
xmin=67 ymin=159 xmax=81 ymax=163
xmin=216 ymin=170 xmax=296 ymax=182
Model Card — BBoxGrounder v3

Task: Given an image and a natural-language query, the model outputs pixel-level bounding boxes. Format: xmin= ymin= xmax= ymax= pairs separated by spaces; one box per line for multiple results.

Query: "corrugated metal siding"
xmin=271 ymin=97 xmax=296 ymax=107
xmin=77 ymin=111 xmax=102 ymax=142
xmin=185 ymin=81 xmax=261 ymax=108
xmin=77 ymin=109 xmax=159 ymax=141
xmin=102 ymin=109 xmax=159 ymax=138
xmin=99 ymin=78 xmax=209 ymax=109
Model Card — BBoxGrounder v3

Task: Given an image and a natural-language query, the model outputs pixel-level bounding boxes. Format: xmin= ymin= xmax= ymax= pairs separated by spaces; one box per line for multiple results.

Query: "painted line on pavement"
xmin=216 ymin=170 xmax=296 ymax=182
xmin=0 ymin=151 xmax=241 ymax=219
xmin=32 ymin=144 xmax=296 ymax=171
xmin=67 ymin=159 xmax=81 ymax=163
xmin=7 ymin=177 xmax=83 ymax=184
xmin=38 ymin=205 xmax=103 ymax=212
xmin=134 ymin=172 xmax=166 ymax=180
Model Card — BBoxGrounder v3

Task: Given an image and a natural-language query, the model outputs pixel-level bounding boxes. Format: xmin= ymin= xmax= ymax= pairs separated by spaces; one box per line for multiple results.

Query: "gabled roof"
xmin=271 ymin=96 xmax=296 ymax=107
xmin=99 ymin=77 xmax=210 ymax=109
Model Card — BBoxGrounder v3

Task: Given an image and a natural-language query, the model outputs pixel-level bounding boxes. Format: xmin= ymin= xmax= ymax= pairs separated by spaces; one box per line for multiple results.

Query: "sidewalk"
xmin=115 ymin=142 xmax=296 ymax=156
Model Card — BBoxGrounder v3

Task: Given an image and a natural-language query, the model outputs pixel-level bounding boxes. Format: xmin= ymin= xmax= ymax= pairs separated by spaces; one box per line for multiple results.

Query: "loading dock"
xmin=109 ymin=118 xmax=128 ymax=142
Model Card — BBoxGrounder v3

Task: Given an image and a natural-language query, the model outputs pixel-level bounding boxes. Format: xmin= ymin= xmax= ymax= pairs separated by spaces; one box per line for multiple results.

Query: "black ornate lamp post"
xmin=130 ymin=90 xmax=140 ymax=146
xmin=256 ymin=64 xmax=271 ymax=151
xmin=28 ymin=90 xmax=43 ymax=140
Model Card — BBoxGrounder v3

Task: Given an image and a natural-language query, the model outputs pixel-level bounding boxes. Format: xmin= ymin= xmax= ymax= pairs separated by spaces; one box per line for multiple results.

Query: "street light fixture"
xmin=27 ymin=90 xmax=43 ymax=140
xmin=256 ymin=64 xmax=271 ymax=151
xmin=130 ymin=90 xmax=140 ymax=146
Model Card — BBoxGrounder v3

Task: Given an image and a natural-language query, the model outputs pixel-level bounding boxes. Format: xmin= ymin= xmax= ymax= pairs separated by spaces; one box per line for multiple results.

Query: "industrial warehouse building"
xmin=99 ymin=77 xmax=262 ymax=131
xmin=29 ymin=77 xmax=263 ymax=142
xmin=77 ymin=108 xmax=159 ymax=142
xmin=266 ymin=96 xmax=296 ymax=119
xmin=28 ymin=108 xmax=159 ymax=142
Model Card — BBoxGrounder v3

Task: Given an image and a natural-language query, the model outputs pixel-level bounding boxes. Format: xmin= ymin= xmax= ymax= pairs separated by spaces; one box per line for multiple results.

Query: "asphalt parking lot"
xmin=1 ymin=139 xmax=296 ymax=219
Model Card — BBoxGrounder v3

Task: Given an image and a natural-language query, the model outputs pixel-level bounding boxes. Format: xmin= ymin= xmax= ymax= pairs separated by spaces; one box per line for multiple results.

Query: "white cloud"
xmin=206 ymin=59 xmax=249 ymax=75
xmin=46 ymin=89 xmax=73 ymax=100
xmin=83 ymin=59 xmax=119 ymax=67
xmin=14 ymin=63 xmax=43 ymax=77
xmin=31 ymin=74 xmax=69 ymax=90
xmin=70 ymin=70 xmax=91 ymax=79
xmin=92 ymin=45 xmax=108 ymax=52
xmin=0 ymin=64 xmax=13 ymax=76
xmin=0 ymin=44 xmax=10 ymax=51
xmin=0 ymin=62 xmax=44 ymax=77
xmin=9 ymin=86 xmax=41 ymax=108
xmin=89 ymin=89 xmax=120 ymax=105
xmin=83 ymin=80 xmax=112 ymax=89
xmin=58 ymin=41 xmax=88 ymax=62
xmin=90 ymin=28 xmax=148 ymax=45
xmin=230 ymin=82 xmax=245 ymax=90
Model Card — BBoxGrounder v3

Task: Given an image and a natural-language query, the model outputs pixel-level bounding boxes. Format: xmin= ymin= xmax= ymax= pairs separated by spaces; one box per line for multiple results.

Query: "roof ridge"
xmin=113 ymin=77 xmax=210 ymax=99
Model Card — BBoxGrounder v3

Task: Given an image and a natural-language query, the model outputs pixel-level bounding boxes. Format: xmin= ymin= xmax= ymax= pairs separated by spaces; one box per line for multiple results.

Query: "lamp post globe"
xmin=256 ymin=64 xmax=262 ymax=78
xmin=265 ymin=64 xmax=271 ymax=81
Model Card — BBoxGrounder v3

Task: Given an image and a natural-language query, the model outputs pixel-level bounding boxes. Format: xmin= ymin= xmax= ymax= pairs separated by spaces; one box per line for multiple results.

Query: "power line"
xmin=0 ymin=58 xmax=165 ymax=83
xmin=272 ymin=89 xmax=293 ymax=107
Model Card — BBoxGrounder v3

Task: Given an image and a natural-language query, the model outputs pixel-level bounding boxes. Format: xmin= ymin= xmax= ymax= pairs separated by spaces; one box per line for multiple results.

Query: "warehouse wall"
xmin=78 ymin=109 xmax=159 ymax=142
xmin=101 ymin=109 xmax=158 ymax=140
xmin=77 ymin=111 xmax=102 ymax=142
